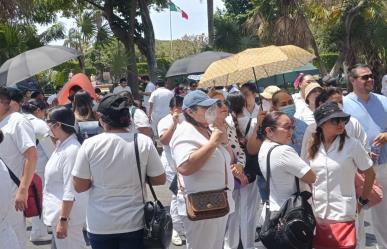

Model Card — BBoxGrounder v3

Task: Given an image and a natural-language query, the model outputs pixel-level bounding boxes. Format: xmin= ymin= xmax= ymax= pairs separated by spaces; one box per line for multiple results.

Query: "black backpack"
xmin=259 ymin=145 xmax=316 ymax=249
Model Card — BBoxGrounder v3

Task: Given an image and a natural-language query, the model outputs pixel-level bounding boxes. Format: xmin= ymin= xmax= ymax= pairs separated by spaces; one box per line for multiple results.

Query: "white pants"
xmin=170 ymin=194 xmax=184 ymax=234
xmin=356 ymin=209 xmax=365 ymax=249
xmin=53 ymin=223 xmax=87 ymax=249
xmin=0 ymin=219 xmax=21 ymax=249
xmin=6 ymin=202 xmax=26 ymax=249
xmin=224 ymin=180 xmax=260 ymax=249
xmin=183 ymin=215 xmax=228 ymax=249
xmin=370 ymin=164 xmax=387 ymax=249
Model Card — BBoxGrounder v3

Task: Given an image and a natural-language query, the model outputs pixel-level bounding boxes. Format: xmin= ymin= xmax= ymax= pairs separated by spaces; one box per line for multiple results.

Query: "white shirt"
xmin=297 ymin=105 xmax=315 ymax=125
xmin=300 ymin=117 xmax=369 ymax=161
xmin=0 ymin=160 xmax=13 ymax=224
xmin=72 ymin=132 xmax=164 ymax=234
xmin=293 ymin=92 xmax=309 ymax=120
xmin=242 ymin=104 xmax=260 ymax=119
xmin=43 ymin=135 xmax=88 ymax=227
xmin=304 ymin=137 xmax=373 ymax=221
xmin=149 ymin=87 xmax=173 ymax=119
xmin=24 ymin=114 xmax=54 ymax=173
xmin=170 ymin=121 xmax=235 ymax=216
xmin=158 ymin=114 xmax=177 ymax=174
xmin=226 ymin=115 xmax=257 ymax=139
xmin=47 ymin=93 xmax=57 ymax=105
xmin=0 ymin=112 xmax=36 ymax=188
xmin=113 ymin=85 xmax=132 ymax=94
xmin=381 ymin=74 xmax=387 ymax=96
xmin=128 ymin=106 xmax=151 ymax=134
xmin=144 ymin=82 xmax=156 ymax=108
xmin=258 ymin=140 xmax=311 ymax=211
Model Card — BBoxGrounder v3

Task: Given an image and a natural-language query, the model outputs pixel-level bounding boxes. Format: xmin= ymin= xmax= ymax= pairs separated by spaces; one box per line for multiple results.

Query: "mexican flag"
xmin=169 ymin=1 xmax=189 ymax=20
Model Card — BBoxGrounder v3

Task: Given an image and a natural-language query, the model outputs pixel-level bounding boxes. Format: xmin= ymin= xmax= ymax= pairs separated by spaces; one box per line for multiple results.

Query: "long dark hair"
xmin=0 ymin=129 xmax=3 ymax=143
xmin=315 ymin=87 xmax=343 ymax=108
xmin=227 ymin=92 xmax=246 ymax=139
xmin=72 ymin=91 xmax=95 ymax=121
xmin=170 ymin=95 xmax=184 ymax=109
xmin=261 ymin=111 xmax=286 ymax=138
xmin=308 ymin=127 xmax=348 ymax=160
xmin=47 ymin=106 xmax=76 ymax=135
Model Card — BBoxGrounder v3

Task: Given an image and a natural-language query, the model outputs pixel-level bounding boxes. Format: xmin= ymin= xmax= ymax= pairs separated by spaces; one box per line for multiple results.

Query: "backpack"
xmin=259 ymin=145 xmax=316 ymax=249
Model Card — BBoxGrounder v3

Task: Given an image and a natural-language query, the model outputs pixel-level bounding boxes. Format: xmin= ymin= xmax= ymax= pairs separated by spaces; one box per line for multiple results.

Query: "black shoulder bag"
xmin=259 ymin=145 xmax=316 ymax=249
xmin=243 ymin=118 xmax=262 ymax=183
xmin=134 ymin=133 xmax=173 ymax=249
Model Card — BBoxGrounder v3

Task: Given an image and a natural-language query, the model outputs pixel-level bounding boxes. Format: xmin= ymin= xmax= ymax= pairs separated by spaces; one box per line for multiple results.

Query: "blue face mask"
xmin=279 ymin=104 xmax=296 ymax=118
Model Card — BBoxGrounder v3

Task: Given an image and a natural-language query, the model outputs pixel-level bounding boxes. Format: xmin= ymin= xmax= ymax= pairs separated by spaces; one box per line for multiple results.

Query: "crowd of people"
xmin=0 ymin=63 xmax=386 ymax=249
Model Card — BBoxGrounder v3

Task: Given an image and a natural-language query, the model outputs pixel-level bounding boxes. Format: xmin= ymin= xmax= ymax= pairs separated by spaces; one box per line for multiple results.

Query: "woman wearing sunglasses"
xmin=305 ymin=101 xmax=375 ymax=249
xmin=43 ymin=106 xmax=88 ymax=249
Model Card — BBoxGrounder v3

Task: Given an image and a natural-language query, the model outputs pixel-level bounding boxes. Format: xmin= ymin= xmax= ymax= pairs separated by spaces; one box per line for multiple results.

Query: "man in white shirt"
xmin=139 ymin=75 xmax=156 ymax=112
xmin=113 ymin=78 xmax=132 ymax=94
xmin=148 ymin=80 xmax=173 ymax=136
xmin=0 ymin=87 xmax=37 ymax=249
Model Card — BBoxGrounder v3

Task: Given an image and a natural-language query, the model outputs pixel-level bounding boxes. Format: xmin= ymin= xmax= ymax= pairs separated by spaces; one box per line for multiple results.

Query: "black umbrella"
xmin=0 ymin=45 xmax=80 ymax=87
xmin=165 ymin=51 xmax=233 ymax=78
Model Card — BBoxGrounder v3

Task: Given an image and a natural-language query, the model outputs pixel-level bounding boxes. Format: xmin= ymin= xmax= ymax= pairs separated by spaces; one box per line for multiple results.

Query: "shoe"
xmin=171 ymin=229 xmax=183 ymax=246
xmin=30 ymin=233 xmax=52 ymax=242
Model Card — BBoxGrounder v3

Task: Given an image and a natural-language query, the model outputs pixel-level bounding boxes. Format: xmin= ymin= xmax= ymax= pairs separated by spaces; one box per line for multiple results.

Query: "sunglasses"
xmin=356 ymin=74 xmax=374 ymax=81
xmin=329 ymin=117 xmax=348 ymax=125
xmin=215 ymin=100 xmax=228 ymax=108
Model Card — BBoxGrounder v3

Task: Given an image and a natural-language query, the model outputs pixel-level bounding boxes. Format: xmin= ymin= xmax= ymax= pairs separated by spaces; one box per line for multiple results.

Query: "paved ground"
xmin=27 ymin=184 xmax=378 ymax=249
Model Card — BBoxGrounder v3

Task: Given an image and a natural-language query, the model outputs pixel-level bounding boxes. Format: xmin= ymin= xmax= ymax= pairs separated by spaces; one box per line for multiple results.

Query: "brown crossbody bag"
xmin=179 ymin=159 xmax=229 ymax=221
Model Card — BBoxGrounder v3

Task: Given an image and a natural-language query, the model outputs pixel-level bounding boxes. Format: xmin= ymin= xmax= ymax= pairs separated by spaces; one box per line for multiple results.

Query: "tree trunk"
xmin=102 ymin=0 xmax=139 ymax=97
xmin=137 ymin=0 xmax=158 ymax=82
xmin=207 ymin=0 xmax=214 ymax=47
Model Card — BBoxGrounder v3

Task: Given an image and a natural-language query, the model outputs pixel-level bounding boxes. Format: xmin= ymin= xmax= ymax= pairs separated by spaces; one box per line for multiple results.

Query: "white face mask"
xmin=48 ymin=129 xmax=55 ymax=138
xmin=204 ymin=105 xmax=218 ymax=125
xmin=261 ymin=99 xmax=272 ymax=112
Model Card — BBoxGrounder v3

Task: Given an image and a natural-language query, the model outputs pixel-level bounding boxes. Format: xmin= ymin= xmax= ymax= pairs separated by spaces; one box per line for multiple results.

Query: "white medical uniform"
xmin=128 ymin=106 xmax=151 ymax=134
xmin=148 ymin=87 xmax=173 ymax=136
xmin=170 ymin=121 xmax=234 ymax=249
xmin=43 ymin=135 xmax=88 ymax=249
xmin=0 ymin=112 xmax=36 ymax=249
xmin=143 ymin=81 xmax=156 ymax=111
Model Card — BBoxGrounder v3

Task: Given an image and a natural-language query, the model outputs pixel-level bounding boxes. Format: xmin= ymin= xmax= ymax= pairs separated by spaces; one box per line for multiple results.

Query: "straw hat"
xmin=303 ymin=82 xmax=322 ymax=100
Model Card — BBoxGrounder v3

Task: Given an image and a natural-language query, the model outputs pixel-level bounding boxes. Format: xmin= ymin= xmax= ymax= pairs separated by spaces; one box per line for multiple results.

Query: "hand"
xmin=231 ymin=164 xmax=244 ymax=176
xmin=370 ymin=152 xmax=378 ymax=162
xmin=15 ymin=188 xmax=28 ymax=212
xmin=373 ymin=132 xmax=387 ymax=147
xmin=209 ymin=128 xmax=223 ymax=146
xmin=257 ymin=111 xmax=267 ymax=127
xmin=56 ymin=221 xmax=68 ymax=239
xmin=172 ymin=111 xmax=180 ymax=125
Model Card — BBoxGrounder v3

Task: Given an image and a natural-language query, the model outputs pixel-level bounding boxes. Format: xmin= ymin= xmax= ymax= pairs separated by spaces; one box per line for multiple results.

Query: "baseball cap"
xmin=182 ymin=90 xmax=217 ymax=110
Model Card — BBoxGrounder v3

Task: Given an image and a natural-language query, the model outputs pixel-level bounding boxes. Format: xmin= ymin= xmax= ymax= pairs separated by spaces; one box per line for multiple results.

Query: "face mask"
xmin=204 ymin=105 xmax=218 ymax=125
xmin=279 ymin=104 xmax=296 ymax=118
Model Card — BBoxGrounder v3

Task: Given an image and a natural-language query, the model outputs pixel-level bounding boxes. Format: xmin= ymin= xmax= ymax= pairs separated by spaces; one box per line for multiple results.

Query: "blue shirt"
xmin=290 ymin=118 xmax=307 ymax=155
xmin=343 ymin=92 xmax=387 ymax=164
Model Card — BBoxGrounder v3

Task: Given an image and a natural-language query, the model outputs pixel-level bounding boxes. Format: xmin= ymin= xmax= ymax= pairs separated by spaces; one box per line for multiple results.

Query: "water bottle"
xmin=371 ymin=143 xmax=381 ymax=164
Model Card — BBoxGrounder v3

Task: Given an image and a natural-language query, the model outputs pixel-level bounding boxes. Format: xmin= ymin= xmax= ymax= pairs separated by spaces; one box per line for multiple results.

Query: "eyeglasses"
xmin=355 ymin=74 xmax=374 ymax=81
xmin=329 ymin=117 xmax=347 ymax=125
xmin=215 ymin=100 xmax=228 ymax=108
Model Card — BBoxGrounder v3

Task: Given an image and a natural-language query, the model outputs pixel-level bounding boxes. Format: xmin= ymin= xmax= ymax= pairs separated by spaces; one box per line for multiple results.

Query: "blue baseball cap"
xmin=182 ymin=90 xmax=217 ymax=110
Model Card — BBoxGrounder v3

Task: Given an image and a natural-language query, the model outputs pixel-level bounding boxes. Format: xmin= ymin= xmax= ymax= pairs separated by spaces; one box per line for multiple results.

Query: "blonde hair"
xmin=208 ymin=91 xmax=224 ymax=100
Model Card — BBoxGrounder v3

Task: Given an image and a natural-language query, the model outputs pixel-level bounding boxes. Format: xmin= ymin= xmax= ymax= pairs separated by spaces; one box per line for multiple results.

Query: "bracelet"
xmin=358 ymin=197 xmax=369 ymax=206
xmin=59 ymin=216 xmax=70 ymax=222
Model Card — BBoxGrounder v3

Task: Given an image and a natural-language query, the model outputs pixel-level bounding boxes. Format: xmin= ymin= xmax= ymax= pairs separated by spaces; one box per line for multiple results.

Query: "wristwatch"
xmin=358 ymin=197 xmax=369 ymax=206
xmin=59 ymin=216 xmax=70 ymax=222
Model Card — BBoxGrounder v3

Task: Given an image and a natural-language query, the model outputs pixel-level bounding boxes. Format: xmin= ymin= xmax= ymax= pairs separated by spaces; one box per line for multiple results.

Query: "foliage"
xmin=318 ymin=53 xmax=339 ymax=71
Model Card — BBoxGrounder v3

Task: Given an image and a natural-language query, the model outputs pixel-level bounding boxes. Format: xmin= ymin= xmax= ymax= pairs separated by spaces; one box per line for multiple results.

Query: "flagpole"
xmin=169 ymin=4 xmax=173 ymax=60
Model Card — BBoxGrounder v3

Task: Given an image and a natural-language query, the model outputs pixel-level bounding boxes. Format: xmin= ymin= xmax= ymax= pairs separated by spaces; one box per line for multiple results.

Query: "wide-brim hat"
xmin=182 ymin=90 xmax=217 ymax=110
xmin=261 ymin=85 xmax=281 ymax=99
xmin=304 ymin=82 xmax=322 ymax=100
xmin=314 ymin=101 xmax=350 ymax=127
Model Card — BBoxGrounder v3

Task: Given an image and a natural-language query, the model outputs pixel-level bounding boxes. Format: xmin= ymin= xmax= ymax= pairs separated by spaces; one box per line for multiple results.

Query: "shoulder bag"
xmin=134 ymin=133 xmax=172 ymax=249
xmin=179 ymin=152 xmax=230 ymax=221
xmin=1 ymin=158 xmax=43 ymax=218
xmin=259 ymin=145 xmax=316 ymax=249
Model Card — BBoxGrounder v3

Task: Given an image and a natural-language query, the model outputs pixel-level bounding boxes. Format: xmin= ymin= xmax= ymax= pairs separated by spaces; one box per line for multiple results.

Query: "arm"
xmin=246 ymin=111 xmax=266 ymax=155
xmin=360 ymin=167 xmax=375 ymax=200
xmin=301 ymin=170 xmax=316 ymax=184
xmin=159 ymin=113 xmax=179 ymax=145
xmin=56 ymin=201 xmax=74 ymax=239
xmin=148 ymin=174 xmax=166 ymax=186
xmin=147 ymin=102 xmax=153 ymax=118
xmin=177 ymin=128 xmax=223 ymax=176
xmin=73 ymin=176 xmax=91 ymax=193
xmin=137 ymin=127 xmax=152 ymax=138
xmin=15 ymin=147 xmax=37 ymax=211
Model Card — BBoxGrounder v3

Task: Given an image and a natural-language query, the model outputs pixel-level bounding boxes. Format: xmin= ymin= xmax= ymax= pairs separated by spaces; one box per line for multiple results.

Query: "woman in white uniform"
xmin=170 ymin=90 xmax=234 ymax=249
xmin=0 ymin=129 xmax=21 ymax=249
xmin=304 ymin=102 xmax=375 ymax=249
xmin=240 ymin=83 xmax=260 ymax=118
xmin=43 ymin=106 xmax=88 ymax=249
xmin=22 ymin=99 xmax=53 ymax=242
xmin=157 ymin=95 xmax=185 ymax=245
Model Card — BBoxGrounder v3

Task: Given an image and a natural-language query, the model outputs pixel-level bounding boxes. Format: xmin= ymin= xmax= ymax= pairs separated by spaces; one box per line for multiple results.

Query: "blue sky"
xmin=38 ymin=0 xmax=225 ymax=45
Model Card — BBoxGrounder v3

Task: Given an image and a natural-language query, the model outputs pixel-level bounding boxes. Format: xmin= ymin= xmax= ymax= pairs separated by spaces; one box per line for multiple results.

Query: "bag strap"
xmin=265 ymin=145 xmax=281 ymax=217
xmin=130 ymin=106 xmax=137 ymax=120
xmin=134 ymin=133 xmax=159 ymax=204
xmin=0 ymin=157 xmax=20 ymax=187
xmin=244 ymin=118 xmax=252 ymax=137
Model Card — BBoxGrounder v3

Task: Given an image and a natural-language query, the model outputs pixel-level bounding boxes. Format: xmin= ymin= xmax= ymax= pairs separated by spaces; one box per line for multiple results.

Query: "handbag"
xmin=1 ymin=158 xmax=43 ymax=218
xmin=355 ymin=172 xmax=383 ymax=208
xmin=134 ymin=133 xmax=172 ymax=249
xmin=243 ymin=118 xmax=262 ymax=183
xmin=178 ymin=155 xmax=230 ymax=221
xmin=313 ymin=221 xmax=356 ymax=249
xmin=259 ymin=145 xmax=316 ymax=249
